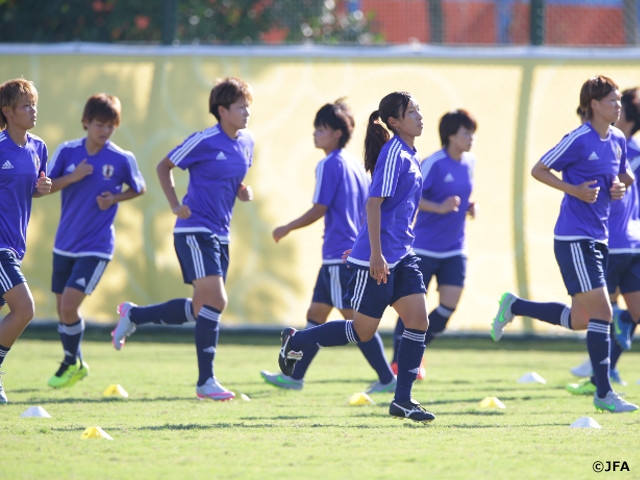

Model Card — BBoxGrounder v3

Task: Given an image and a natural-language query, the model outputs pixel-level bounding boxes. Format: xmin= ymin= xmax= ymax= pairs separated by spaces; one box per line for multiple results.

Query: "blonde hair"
xmin=0 ymin=78 xmax=38 ymax=130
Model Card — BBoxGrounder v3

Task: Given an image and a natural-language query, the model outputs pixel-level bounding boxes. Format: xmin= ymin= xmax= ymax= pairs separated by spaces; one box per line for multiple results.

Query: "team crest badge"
xmin=102 ymin=164 xmax=114 ymax=178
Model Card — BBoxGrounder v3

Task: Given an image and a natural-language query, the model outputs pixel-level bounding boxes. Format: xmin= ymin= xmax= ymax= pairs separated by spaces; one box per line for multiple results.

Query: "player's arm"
xmin=49 ymin=159 xmax=93 ymax=194
xmin=157 ymin=156 xmax=190 ymax=218
xmin=366 ymin=196 xmax=388 ymax=284
xmin=531 ymin=160 xmax=599 ymax=203
xmin=96 ymin=186 xmax=146 ymax=211
xmin=272 ymin=203 xmax=327 ymax=242
xmin=419 ymin=196 xmax=460 ymax=214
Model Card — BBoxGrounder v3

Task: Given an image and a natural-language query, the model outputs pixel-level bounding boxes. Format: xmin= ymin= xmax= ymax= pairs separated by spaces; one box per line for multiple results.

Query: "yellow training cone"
xmin=80 ymin=426 xmax=113 ymax=440
xmin=347 ymin=392 xmax=375 ymax=406
xmin=103 ymin=384 xmax=129 ymax=398
xmin=479 ymin=396 xmax=506 ymax=409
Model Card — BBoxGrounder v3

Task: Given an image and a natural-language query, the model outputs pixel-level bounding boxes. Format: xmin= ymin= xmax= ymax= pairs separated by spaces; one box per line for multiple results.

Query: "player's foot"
xmin=566 ymin=378 xmax=596 ymax=395
xmin=389 ymin=399 xmax=435 ymax=422
xmin=47 ymin=360 xmax=89 ymax=388
xmin=610 ymin=368 xmax=627 ymax=386
xmin=593 ymin=391 xmax=638 ymax=413
xmin=0 ymin=371 xmax=7 ymax=404
xmin=260 ymin=370 xmax=304 ymax=390
xmin=112 ymin=302 xmax=137 ymax=351
xmin=390 ymin=361 xmax=398 ymax=375
xmin=365 ymin=377 xmax=397 ymax=394
xmin=278 ymin=327 xmax=303 ymax=376
xmin=613 ymin=308 xmax=634 ymax=351
xmin=570 ymin=358 xmax=592 ymax=377
xmin=196 ymin=377 xmax=235 ymax=401
xmin=491 ymin=292 xmax=518 ymax=342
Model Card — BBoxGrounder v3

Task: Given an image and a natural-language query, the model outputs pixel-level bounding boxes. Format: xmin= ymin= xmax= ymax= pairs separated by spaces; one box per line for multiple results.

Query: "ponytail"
xmin=364 ymin=110 xmax=390 ymax=172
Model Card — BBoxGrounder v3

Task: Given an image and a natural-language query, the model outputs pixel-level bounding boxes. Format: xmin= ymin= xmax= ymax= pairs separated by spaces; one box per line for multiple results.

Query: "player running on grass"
xmin=277 ymin=91 xmax=436 ymax=422
xmin=46 ymin=93 xmax=146 ymax=389
xmin=0 ymin=78 xmax=52 ymax=403
xmin=111 ymin=77 xmax=254 ymax=401
xmin=260 ymin=99 xmax=396 ymax=394
xmin=491 ymin=75 xmax=638 ymax=413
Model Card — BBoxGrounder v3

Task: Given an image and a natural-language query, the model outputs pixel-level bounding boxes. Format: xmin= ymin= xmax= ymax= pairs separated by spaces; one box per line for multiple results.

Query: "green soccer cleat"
xmin=594 ymin=391 xmax=639 ymax=413
xmin=47 ymin=360 xmax=89 ymax=389
xmin=566 ymin=378 xmax=596 ymax=395
xmin=260 ymin=370 xmax=304 ymax=390
xmin=612 ymin=308 xmax=634 ymax=351
xmin=365 ymin=377 xmax=397 ymax=394
xmin=491 ymin=292 xmax=518 ymax=342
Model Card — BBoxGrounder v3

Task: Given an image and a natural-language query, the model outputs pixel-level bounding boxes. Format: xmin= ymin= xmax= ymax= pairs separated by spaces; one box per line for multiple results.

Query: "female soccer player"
xmin=278 ymin=91 xmax=435 ymax=422
xmin=0 ymin=78 xmax=52 ymax=403
xmin=260 ymin=99 xmax=396 ymax=394
xmin=46 ymin=93 xmax=146 ymax=389
xmin=112 ymin=77 xmax=254 ymax=401
xmin=390 ymin=109 xmax=478 ymax=376
xmin=491 ymin=75 xmax=638 ymax=413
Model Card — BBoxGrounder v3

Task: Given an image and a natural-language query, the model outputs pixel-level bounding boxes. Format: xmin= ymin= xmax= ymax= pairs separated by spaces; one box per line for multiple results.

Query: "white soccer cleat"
xmin=112 ymin=302 xmax=137 ymax=351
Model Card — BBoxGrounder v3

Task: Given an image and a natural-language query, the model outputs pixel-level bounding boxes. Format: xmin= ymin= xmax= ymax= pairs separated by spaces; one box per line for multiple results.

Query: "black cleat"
xmin=278 ymin=327 xmax=303 ymax=376
xmin=389 ymin=399 xmax=435 ymax=422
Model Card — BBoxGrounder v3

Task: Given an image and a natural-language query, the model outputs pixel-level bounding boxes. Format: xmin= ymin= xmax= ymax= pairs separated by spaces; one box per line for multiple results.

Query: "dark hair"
xmin=579 ymin=75 xmax=619 ymax=121
xmin=209 ymin=77 xmax=253 ymax=122
xmin=0 ymin=78 xmax=38 ymax=130
xmin=314 ymin=98 xmax=355 ymax=149
xmin=621 ymin=87 xmax=640 ymax=136
xmin=82 ymin=93 xmax=121 ymax=128
xmin=363 ymin=91 xmax=412 ymax=172
xmin=439 ymin=109 xmax=477 ymax=147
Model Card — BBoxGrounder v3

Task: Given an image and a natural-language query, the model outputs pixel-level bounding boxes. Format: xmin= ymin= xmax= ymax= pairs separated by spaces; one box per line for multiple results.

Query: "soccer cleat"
xmin=610 ymin=368 xmax=627 ymax=386
xmin=594 ymin=391 xmax=639 ymax=413
xmin=389 ymin=399 xmax=435 ymax=422
xmin=612 ymin=309 xmax=634 ymax=351
xmin=365 ymin=377 xmax=397 ymax=394
xmin=570 ymin=358 xmax=592 ymax=377
xmin=390 ymin=361 xmax=398 ymax=375
xmin=566 ymin=378 xmax=596 ymax=395
xmin=491 ymin=292 xmax=518 ymax=342
xmin=112 ymin=302 xmax=137 ymax=351
xmin=260 ymin=370 xmax=304 ymax=390
xmin=47 ymin=360 xmax=89 ymax=389
xmin=196 ymin=377 xmax=235 ymax=401
xmin=278 ymin=327 xmax=303 ymax=377
xmin=0 ymin=371 xmax=7 ymax=404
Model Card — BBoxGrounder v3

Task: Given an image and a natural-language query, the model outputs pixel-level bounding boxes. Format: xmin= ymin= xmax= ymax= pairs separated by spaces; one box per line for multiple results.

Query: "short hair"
xmin=621 ymin=87 xmax=640 ymax=136
xmin=579 ymin=75 xmax=619 ymax=121
xmin=0 ymin=78 xmax=38 ymax=130
xmin=209 ymin=77 xmax=253 ymax=122
xmin=313 ymin=98 xmax=355 ymax=149
xmin=438 ymin=109 xmax=477 ymax=147
xmin=82 ymin=93 xmax=121 ymax=129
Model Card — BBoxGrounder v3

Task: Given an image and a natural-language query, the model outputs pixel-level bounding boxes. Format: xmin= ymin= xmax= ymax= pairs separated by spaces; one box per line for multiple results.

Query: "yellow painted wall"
xmin=2 ymin=46 xmax=639 ymax=333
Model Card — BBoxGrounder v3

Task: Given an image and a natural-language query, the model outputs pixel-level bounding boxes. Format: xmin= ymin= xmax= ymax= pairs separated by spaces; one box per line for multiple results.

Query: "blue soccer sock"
xmin=195 ymin=305 xmax=221 ymax=387
xmin=424 ymin=304 xmax=455 ymax=346
xmin=587 ymin=319 xmax=612 ymax=398
xmin=391 ymin=318 xmax=405 ymax=363
xmin=0 ymin=344 xmax=10 ymax=368
xmin=58 ymin=318 xmax=85 ymax=365
xmin=289 ymin=320 xmax=359 ymax=351
xmin=290 ymin=320 xmax=321 ymax=381
xmin=358 ymin=331 xmax=395 ymax=384
xmin=511 ymin=299 xmax=572 ymax=328
xmin=130 ymin=298 xmax=195 ymax=325
xmin=394 ymin=328 xmax=426 ymax=403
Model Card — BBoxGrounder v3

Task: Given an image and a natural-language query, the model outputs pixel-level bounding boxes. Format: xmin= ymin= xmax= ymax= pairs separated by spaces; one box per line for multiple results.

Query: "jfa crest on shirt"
xmin=102 ymin=164 xmax=114 ymax=179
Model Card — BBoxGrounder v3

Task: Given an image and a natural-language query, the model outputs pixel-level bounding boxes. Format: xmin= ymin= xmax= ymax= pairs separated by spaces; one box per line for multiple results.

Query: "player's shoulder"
xmin=26 ymin=131 xmax=48 ymax=148
xmin=105 ymin=141 xmax=135 ymax=160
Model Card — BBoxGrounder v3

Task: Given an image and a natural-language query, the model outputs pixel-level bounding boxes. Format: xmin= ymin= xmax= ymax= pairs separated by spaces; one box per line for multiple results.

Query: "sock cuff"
xmin=185 ymin=298 xmax=196 ymax=323
xmin=345 ymin=320 xmax=360 ymax=344
xmin=560 ymin=307 xmax=572 ymax=329
xmin=402 ymin=328 xmax=426 ymax=343
xmin=198 ymin=305 xmax=221 ymax=323
xmin=58 ymin=318 xmax=85 ymax=335
xmin=306 ymin=319 xmax=321 ymax=328
xmin=587 ymin=319 xmax=610 ymax=334
xmin=435 ymin=304 xmax=455 ymax=318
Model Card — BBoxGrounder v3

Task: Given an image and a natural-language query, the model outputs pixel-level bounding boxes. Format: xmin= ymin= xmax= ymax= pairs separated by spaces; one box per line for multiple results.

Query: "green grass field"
xmin=1 ymin=328 xmax=638 ymax=480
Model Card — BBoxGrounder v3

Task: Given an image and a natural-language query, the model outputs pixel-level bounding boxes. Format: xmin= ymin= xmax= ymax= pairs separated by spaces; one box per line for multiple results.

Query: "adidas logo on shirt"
xmin=75 ymin=278 xmax=87 ymax=287
xmin=588 ymin=151 xmax=599 ymax=161
xmin=444 ymin=173 xmax=454 ymax=182
xmin=215 ymin=152 xmax=227 ymax=161
xmin=65 ymin=164 xmax=76 ymax=173
xmin=1 ymin=160 xmax=14 ymax=169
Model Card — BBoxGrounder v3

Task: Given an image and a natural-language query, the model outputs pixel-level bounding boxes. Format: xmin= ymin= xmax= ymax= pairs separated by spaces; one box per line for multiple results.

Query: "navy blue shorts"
xmin=417 ymin=253 xmax=466 ymax=290
xmin=606 ymin=252 xmax=640 ymax=295
xmin=346 ymin=253 xmax=426 ymax=319
xmin=174 ymin=233 xmax=229 ymax=284
xmin=311 ymin=263 xmax=352 ymax=310
xmin=0 ymin=249 xmax=26 ymax=307
xmin=554 ymin=239 xmax=607 ymax=296
xmin=52 ymin=253 xmax=109 ymax=295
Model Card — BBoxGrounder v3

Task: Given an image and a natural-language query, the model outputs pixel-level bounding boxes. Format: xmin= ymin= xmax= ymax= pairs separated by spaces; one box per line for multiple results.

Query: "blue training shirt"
xmin=609 ymin=137 xmax=640 ymax=253
xmin=312 ymin=149 xmax=369 ymax=263
xmin=47 ymin=138 xmax=146 ymax=259
xmin=413 ymin=148 xmax=475 ymax=256
xmin=169 ymin=124 xmax=253 ymax=242
xmin=540 ymin=122 xmax=627 ymax=243
xmin=0 ymin=131 xmax=48 ymax=260
xmin=348 ymin=136 xmax=422 ymax=267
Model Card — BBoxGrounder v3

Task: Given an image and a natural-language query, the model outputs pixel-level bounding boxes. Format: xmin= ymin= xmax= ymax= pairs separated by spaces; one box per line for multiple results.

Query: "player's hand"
xmin=440 ymin=195 xmax=461 ymax=213
xmin=74 ymin=159 xmax=93 ymax=180
xmin=467 ymin=201 xmax=477 ymax=219
xmin=237 ymin=184 xmax=253 ymax=202
xmin=96 ymin=191 xmax=115 ymax=210
xmin=272 ymin=226 xmax=289 ymax=242
xmin=574 ymin=180 xmax=600 ymax=203
xmin=342 ymin=249 xmax=352 ymax=263
xmin=610 ymin=178 xmax=626 ymax=200
xmin=172 ymin=204 xmax=191 ymax=218
xmin=35 ymin=171 xmax=52 ymax=194
xmin=369 ymin=252 xmax=389 ymax=285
